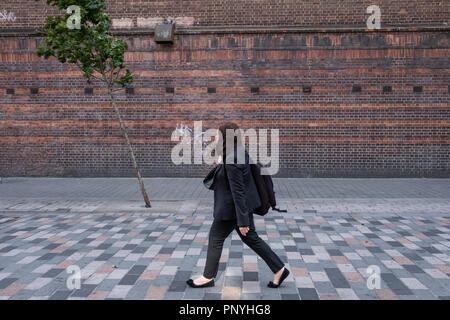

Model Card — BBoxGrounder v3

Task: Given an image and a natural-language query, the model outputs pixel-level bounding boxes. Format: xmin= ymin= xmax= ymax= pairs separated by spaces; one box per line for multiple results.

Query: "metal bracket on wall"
xmin=154 ymin=23 xmax=175 ymax=43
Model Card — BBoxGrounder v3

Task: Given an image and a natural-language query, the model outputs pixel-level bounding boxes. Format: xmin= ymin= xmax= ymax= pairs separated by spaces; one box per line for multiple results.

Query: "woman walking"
xmin=187 ymin=122 xmax=290 ymax=288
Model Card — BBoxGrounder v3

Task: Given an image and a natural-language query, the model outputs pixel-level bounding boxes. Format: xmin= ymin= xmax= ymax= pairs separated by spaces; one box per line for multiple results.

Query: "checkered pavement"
xmin=0 ymin=212 xmax=449 ymax=300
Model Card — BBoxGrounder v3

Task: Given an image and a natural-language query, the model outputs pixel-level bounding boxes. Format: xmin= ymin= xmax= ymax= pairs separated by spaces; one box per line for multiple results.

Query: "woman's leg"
xmin=203 ymin=219 xmax=236 ymax=279
xmin=235 ymin=214 xmax=285 ymax=274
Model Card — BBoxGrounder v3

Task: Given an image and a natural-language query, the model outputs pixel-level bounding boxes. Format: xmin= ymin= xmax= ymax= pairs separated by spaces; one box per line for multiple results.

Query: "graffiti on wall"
xmin=0 ymin=9 xmax=16 ymax=22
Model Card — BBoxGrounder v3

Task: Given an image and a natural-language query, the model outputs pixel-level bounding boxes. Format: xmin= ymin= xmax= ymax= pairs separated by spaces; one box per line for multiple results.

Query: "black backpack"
xmin=250 ymin=163 xmax=287 ymax=216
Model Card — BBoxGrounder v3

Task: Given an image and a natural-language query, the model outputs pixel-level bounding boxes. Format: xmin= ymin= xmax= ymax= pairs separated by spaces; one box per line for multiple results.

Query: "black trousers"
xmin=203 ymin=213 xmax=285 ymax=279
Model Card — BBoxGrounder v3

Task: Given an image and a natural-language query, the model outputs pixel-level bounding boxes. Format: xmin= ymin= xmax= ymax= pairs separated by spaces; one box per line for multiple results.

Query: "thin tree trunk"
xmin=107 ymin=86 xmax=151 ymax=207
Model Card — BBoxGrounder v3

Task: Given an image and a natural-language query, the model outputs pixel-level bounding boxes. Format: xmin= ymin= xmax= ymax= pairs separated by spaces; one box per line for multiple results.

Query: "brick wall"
xmin=0 ymin=1 xmax=449 ymax=177
xmin=0 ymin=0 xmax=449 ymax=29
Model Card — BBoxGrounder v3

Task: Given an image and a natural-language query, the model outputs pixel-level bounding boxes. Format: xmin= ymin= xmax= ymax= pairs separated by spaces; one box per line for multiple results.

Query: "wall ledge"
xmin=0 ymin=24 xmax=449 ymax=37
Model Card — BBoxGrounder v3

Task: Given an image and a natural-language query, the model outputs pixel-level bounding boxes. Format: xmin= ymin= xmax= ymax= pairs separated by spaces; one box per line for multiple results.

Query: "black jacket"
xmin=203 ymin=147 xmax=261 ymax=227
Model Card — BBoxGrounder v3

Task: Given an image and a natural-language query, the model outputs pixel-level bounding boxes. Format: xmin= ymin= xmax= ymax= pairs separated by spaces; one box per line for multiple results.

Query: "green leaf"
xmin=35 ymin=0 xmax=133 ymax=89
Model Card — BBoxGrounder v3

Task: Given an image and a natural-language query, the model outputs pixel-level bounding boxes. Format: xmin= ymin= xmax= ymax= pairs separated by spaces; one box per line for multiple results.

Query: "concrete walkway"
xmin=1 ymin=177 xmax=450 ymax=215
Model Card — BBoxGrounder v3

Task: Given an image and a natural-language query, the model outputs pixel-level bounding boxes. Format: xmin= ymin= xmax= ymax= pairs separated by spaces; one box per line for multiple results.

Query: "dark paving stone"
xmin=340 ymin=223 xmax=352 ymax=227
xmin=42 ymin=268 xmax=65 ymax=278
xmin=218 ymin=262 xmax=227 ymax=271
xmin=131 ymin=246 xmax=147 ymax=253
xmin=168 ymin=281 xmax=187 ymax=292
xmin=386 ymin=241 xmax=403 ymax=247
xmin=49 ymin=290 xmax=72 ymax=300
xmin=70 ymin=284 xmax=97 ymax=297
xmin=79 ymin=238 xmax=93 ymax=244
xmin=284 ymin=246 xmax=298 ymax=252
xmin=403 ymin=265 xmax=425 ymax=274
xmin=0 ymin=246 xmax=16 ymax=253
xmin=174 ymin=271 xmax=192 ymax=282
xmin=123 ymin=244 xmax=137 ymax=250
xmin=44 ymin=243 xmax=60 ymax=250
xmin=381 ymin=273 xmax=413 ymax=295
xmin=298 ymin=288 xmax=320 ymax=300
xmin=299 ymin=249 xmax=314 ymax=255
xmin=97 ymin=243 xmax=112 ymax=250
xmin=422 ymin=246 xmax=441 ymax=254
xmin=0 ymin=278 xmax=18 ymax=289
xmin=281 ymin=293 xmax=300 ymax=300
xmin=159 ymin=247 xmax=175 ymax=254
xmin=229 ymin=252 xmax=243 ymax=259
xmin=324 ymin=268 xmax=351 ymax=288
xmin=118 ymin=274 xmax=139 ymax=285
xmin=243 ymin=272 xmax=259 ymax=281
xmin=327 ymin=249 xmax=343 ymax=256
xmin=127 ymin=265 xmax=146 ymax=276
xmin=403 ymin=252 xmax=424 ymax=261
xmin=30 ymin=238 xmax=47 ymax=244
xmin=60 ymin=249 xmax=77 ymax=256
xmin=367 ymin=247 xmax=384 ymax=254
xmin=38 ymin=253 xmax=58 ymax=260
xmin=95 ymin=253 xmax=114 ymax=261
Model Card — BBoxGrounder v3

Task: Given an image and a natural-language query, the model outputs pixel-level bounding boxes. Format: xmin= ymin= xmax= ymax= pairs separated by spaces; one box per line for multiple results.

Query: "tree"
xmin=35 ymin=0 xmax=151 ymax=207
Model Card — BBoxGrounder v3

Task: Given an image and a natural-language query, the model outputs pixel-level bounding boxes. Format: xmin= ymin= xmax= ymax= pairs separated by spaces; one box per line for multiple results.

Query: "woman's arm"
xmin=225 ymin=163 xmax=250 ymax=228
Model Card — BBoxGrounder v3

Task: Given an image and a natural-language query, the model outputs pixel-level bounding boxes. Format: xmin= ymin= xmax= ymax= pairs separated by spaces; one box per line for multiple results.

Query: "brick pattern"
xmin=0 ymin=30 xmax=449 ymax=177
xmin=0 ymin=1 xmax=449 ymax=29
xmin=0 ymin=212 xmax=449 ymax=300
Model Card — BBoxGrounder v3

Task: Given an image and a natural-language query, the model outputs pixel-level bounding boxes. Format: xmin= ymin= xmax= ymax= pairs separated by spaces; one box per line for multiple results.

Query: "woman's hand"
xmin=239 ymin=226 xmax=249 ymax=236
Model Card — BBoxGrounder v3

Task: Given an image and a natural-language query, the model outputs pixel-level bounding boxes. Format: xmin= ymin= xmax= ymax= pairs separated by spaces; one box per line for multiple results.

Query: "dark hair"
xmin=218 ymin=122 xmax=240 ymax=161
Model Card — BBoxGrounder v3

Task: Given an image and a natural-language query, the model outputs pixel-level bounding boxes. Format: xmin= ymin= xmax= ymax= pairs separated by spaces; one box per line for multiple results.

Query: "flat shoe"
xmin=186 ymin=278 xmax=215 ymax=288
xmin=268 ymin=268 xmax=290 ymax=288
